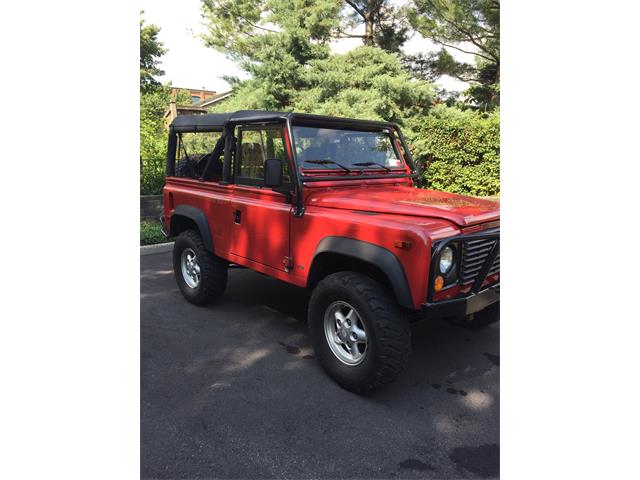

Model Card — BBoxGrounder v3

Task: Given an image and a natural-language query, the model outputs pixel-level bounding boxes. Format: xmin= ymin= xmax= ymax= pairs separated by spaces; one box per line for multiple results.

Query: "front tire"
xmin=173 ymin=230 xmax=228 ymax=305
xmin=308 ymin=272 xmax=411 ymax=394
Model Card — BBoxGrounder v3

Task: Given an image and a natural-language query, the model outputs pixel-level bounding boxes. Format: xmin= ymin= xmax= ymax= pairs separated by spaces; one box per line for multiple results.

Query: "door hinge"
xmin=282 ymin=256 xmax=293 ymax=272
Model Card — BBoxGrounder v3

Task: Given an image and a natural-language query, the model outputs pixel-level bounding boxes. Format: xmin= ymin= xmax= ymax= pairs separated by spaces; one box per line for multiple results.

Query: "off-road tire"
xmin=173 ymin=230 xmax=228 ymax=305
xmin=175 ymin=158 xmax=198 ymax=178
xmin=308 ymin=271 xmax=411 ymax=394
xmin=449 ymin=301 xmax=500 ymax=329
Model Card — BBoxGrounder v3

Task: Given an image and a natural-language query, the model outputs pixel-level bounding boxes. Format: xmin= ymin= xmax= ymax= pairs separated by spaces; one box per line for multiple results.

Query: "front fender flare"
xmin=311 ymin=236 xmax=414 ymax=309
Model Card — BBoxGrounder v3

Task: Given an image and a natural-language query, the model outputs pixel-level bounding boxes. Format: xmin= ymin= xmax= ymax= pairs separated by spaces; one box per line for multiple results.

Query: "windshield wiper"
xmin=353 ymin=161 xmax=391 ymax=172
xmin=303 ymin=159 xmax=351 ymax=173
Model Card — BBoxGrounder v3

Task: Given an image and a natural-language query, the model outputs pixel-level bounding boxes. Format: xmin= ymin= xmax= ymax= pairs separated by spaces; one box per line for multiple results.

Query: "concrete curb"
xmin=140 ymin=242 xmax=174 ymax=256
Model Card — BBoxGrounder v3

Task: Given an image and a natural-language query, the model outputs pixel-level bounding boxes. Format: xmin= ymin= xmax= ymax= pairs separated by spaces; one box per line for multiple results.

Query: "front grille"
xmin=460 ymin=230 xmax=500 ymax=285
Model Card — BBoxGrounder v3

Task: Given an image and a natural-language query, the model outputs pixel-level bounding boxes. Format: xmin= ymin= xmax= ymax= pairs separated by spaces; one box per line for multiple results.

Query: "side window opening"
xmin=175 ymin=131 xmax=224 ymax=180
xmin=240 ymin=130 xmax=266 ymax=180
xmin=236 ymin=126 xmax=291 ymax=186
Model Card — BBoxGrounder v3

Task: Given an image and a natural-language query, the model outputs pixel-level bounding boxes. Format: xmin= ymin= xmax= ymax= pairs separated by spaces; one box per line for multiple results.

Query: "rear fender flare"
xmin=169 ymin=205 xmax=214 ymax=251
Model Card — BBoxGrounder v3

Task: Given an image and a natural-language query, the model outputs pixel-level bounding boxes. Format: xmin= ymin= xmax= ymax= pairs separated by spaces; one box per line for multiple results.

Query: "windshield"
xmin=292 ymin=126 xmax=405 ymax=172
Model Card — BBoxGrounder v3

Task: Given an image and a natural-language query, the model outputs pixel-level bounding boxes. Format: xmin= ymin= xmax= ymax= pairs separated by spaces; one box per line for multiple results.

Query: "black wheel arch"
xmin=307 ymin=236 xmax=414 ymax=309
xmin=169 ymin=205 xmax=214 ymax=251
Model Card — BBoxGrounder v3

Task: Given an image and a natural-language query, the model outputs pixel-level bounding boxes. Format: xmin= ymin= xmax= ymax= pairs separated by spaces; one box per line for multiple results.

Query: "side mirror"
xmin=264 ymin=158 xmax=283 ymax=188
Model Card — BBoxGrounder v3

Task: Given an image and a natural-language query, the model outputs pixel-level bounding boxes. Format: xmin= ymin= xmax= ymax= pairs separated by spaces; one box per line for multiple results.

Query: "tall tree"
xmin=200 ymin=0 xmax=417 ymax=107
xmin=294 ymin=46 xmax=434 ymax=123
xmin=201 ymin=0 xmax=341 ymax=107
xmin=201 ymin=0 xmax=339 ymax=61
xmin=337 ymin=1 xmax=409 ymax=51
xmin=200 ymin=1 xmax=410 ymax=62
xmin=213 ymin=46 xmax=434 ymax=125
xmin=140 ymin=12 xmax=167 ymax=93
xmin=200 ymin=1 xmax=434 ymax=119
xmin=405 ymin=0 xmax=499 ymax=109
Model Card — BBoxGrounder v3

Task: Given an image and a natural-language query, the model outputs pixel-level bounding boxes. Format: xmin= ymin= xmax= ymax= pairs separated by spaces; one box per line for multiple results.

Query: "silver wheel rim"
xmin=323 ymin=301 xmax=368 ymax=366
xmin=180 ymin=248 xmax=201 ymax=289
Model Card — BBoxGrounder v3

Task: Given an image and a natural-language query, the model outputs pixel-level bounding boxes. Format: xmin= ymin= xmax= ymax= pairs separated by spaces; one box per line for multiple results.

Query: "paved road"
xmin=141 ymin=251 xmax=499 ymax=479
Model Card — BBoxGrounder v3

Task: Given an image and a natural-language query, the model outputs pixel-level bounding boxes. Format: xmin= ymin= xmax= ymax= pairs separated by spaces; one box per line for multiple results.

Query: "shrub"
xmin=140 ymin=221 xmax=168 ymax=246
xmin=408 ymin=105 xmax=500 ymax=196
xmin=140 ymin=157 xmax=165 ymax=195
xmin=140 ymin=87 xmax=191 ymax=194
xmin=140 ymin=169 xmax=165 ymax=195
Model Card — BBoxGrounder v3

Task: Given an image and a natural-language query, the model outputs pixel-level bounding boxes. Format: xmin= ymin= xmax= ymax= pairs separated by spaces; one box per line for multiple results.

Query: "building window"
xmin=190 ymin=95 xmax=201 ymax=104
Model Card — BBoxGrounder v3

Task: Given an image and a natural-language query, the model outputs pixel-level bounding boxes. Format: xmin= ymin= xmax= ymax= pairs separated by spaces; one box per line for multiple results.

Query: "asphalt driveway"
xmin=141 ymin=251 xmax=500 ymax=479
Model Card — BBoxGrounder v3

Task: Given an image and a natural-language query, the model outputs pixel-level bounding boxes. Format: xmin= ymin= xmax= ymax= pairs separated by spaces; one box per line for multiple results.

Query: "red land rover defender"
xmin=161 ymin=110 xmax=499 ymax=393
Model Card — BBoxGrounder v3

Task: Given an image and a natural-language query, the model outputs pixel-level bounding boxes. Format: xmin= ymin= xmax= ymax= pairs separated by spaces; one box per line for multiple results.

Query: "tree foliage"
xmin=294 ymin=47 xmax=433 ymax=122
xmin=200 ymin=1 xmax=410 ymax=61
xmin=405 ymin=0 xmax=500 ymax=110
xmin=140 ymin=12 xmax=167 ymax=93
xmin=140 ymin=87 xmax=191 ymax=194
xmin=339 ymin=1 xmax=409 ymax=51
xmin=212 ymin=46 xmax=434 ymax=125
xmin=201 ymin=0 xmax=339 ymax=108
xmin=194 ymin=0 xmax=500 ymax=195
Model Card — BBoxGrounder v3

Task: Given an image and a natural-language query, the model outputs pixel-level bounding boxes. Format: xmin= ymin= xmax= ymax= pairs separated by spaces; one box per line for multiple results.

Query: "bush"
xmin=408 ymin=105 xmax=500 ymax=196
xmin=140 ymin=88 xmax=169 ymax=195
xmin=140 ymin=157 xmax=165 ymax=195
xmin=140 ymin=86 xmax=191 ymax=194
xmin=140 ymin=170 xmax=165 ymax=195
xmin=140 ymin=221 xmax=168 ymax=246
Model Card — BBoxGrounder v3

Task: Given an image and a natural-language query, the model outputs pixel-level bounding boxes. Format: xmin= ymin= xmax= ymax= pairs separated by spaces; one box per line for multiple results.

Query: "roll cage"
xmin=166 ymin=110 xmax=421 ymax=216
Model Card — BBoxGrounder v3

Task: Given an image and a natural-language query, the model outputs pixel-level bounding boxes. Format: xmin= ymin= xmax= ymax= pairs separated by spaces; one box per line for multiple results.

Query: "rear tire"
xmin=173 ymin=230 xmax=227 ymax=305
xmin=449 ymin=302 xmax=500 ymax=329
xmin=308 ymin=272 xmax=411 ymax=394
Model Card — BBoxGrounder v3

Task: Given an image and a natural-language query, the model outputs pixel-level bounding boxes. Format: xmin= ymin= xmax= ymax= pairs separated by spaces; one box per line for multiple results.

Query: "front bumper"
xmin=419 ymin=283 xmax=499 ymax=318
xmin=418 ymin=227 xmax=499 ymax=320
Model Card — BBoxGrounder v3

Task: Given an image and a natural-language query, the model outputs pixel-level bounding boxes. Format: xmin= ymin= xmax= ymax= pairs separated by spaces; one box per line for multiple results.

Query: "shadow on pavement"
xmin=141 ymin=252 xmax=499 ymax=479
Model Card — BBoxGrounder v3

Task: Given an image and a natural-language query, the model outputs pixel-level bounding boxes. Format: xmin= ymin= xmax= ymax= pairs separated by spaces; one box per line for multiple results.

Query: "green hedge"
xmin=140 ymin=171 xmax=164 ymax=195
xmin=141 ymin=157 xmax=165 ymax=195
xmin=140 ymin=221 xmax=168 ymax=246
xmin=409 ymin=106 xmax=500 ymax=196
xmin=140 ymin=87 xmax=192 ymax=195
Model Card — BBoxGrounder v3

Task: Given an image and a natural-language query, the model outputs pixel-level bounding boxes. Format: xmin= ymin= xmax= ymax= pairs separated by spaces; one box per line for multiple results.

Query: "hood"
xmin=306 ymin=185 xmax=499 ymax=227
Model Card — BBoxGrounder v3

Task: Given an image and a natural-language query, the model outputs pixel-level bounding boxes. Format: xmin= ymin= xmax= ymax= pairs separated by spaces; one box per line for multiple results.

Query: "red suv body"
xmin=161 ymin=110 xmax=499 ymax=393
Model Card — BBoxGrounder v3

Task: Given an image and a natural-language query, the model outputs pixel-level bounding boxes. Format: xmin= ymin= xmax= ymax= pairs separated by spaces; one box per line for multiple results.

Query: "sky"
xmin=141 ymin=0 xmax=473 ymax=94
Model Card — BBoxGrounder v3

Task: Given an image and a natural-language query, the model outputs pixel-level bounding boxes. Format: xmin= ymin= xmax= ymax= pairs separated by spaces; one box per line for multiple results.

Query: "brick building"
xmin=170 ymin=87 xmax=218 ymax=105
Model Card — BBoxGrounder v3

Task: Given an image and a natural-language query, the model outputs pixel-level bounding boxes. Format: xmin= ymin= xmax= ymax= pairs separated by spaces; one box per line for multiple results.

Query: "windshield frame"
xmin=283 ymin=117 xmax=419 ymax=215
xmin=291 ymin=124 xmax=409 ymax=178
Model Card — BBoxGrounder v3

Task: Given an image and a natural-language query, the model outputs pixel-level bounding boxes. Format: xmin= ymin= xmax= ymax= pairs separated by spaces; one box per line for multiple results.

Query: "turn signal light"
xmin=434 ymin=275 xmax=445 ymax=292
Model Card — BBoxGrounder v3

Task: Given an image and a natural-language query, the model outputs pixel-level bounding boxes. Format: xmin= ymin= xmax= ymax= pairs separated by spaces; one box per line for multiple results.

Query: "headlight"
xmin=439 ymin=246 xmax=454 ymax=274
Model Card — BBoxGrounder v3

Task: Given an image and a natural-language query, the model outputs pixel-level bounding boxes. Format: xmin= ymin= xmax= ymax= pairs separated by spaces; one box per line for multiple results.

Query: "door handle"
xmin=234 ymin=209 xmax=242 ymax=224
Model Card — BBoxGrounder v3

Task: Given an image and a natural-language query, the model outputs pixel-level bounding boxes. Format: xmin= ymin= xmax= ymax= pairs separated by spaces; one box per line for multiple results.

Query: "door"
xmin=229 ymin=124 xmax=293 ymax=270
